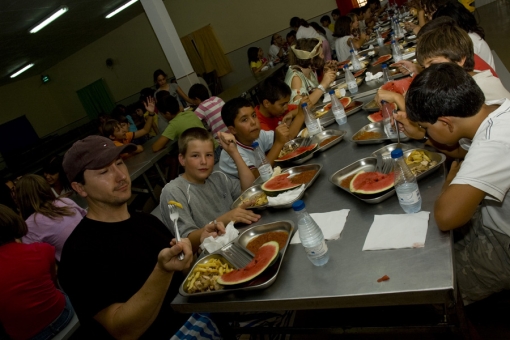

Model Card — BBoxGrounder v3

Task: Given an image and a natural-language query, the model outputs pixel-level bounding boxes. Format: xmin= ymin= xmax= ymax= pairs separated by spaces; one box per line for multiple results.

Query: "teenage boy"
xmin=219 ymin=97 xmax=290 ymax=179
xmin=331 ymin=9 xmax=341 ymax=31
xmin=160 ymin=128 xmax=260 ymax=238
xmin=320 ymin=15 xmax=334 ymax=32
xmin=255 ymin=77 xmax=304 ymax=134
xmin=152 ymin=95 xmax=216 ymax=153
xmin=405 ymin=63 xmax=510 ymax=305
xmin=188 ymin=83 xmax=228 ymax=146
xmin=59 ymin=135 xmax=224 ymax=338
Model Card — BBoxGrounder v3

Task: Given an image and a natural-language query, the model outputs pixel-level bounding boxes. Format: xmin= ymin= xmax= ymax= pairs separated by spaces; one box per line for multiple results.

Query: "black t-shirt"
xmin=59 ymin=212 xmax=188 ymax=339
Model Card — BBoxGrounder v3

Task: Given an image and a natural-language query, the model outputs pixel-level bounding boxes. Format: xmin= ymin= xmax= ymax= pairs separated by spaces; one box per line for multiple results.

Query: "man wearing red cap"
xmin=58 ymin=136 xmax=224 ymax=339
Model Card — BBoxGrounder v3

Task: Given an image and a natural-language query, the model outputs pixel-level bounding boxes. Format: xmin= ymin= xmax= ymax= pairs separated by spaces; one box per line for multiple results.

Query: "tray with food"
xmin=311 ymin=129 xmax=346 ymax=152
xmin=329 ymin=149 xmax=446 ymax=204
xmin=231 ymin=184 xmax=268 ymax=210
xmin=350 ymin=121 xmax=410 ymax=144
xmin=275 ymin=138 xmax=319 ymax=164
xmin=329 ymin=157 xmax=395 ymax=204
xmin=330 ymin=76 xmax=364 ymax=91
xmin=372 ymin=54 xmax=393 ymax=66
xmin=234 ymin=164 xmax=323 ymax=209
xmin=179 ymin=220 xmax=294 ymax=297
xmin=371 ymin=143 xmax=412 ymax=158
xmin=362 ymin=99 xmax=380 ymax=113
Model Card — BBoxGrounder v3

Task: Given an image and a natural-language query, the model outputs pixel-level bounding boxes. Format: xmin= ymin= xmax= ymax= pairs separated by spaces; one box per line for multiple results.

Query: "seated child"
xmin=152 ymin=95 xmax=219 ymax=155
xmin=405 ymin=62 xmax=510 ymax=305
xmin=247 ymin=47 xmax=268 ymax=73
xmin=188 ymin=83 xmax=228 ymax=149
xmin=102 ymin=98 xmax=155 ymax=157
xmin=219 ymin=97 xmax=291 ymax=179
xmin=160 ymin=128 xmax=260 ymax=241
xmin=255 ymin=77 xmax=304 ymax=135
xmin=380 ymin=21 xmax=510 ymax=154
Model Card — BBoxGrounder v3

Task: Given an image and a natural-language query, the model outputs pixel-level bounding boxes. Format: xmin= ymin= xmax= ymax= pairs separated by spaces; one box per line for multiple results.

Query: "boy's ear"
xmin=437 ymin=117 xmax=455 ymax=133
xmin=262 ymin=99 xmax=271 ymax=108
xmin=458 ymin=57 xmax=467 ymax=67
xmin=178 ymin=153 xmax=186 ymax=166
xmin=227 ymin=126 xmax=237 ymax=135
xmin=109 ymin=134 xmax=116 ymax=141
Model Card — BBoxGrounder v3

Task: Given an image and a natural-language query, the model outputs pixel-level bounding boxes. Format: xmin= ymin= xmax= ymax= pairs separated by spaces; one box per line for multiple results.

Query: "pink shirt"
xmin=194 ymin=96 xmax=228 ymax=140
xmin=22 ymin=198 xmax=86 ymax=261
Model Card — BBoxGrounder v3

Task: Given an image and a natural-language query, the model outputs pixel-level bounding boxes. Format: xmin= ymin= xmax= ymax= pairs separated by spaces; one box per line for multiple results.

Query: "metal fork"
xmin=168 ymin=204 xmax=185 ymax=260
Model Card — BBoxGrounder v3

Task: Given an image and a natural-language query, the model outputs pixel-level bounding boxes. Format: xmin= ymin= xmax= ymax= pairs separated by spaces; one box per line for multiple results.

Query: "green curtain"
xmin=76 ymin=79 xmax=115 ymax=120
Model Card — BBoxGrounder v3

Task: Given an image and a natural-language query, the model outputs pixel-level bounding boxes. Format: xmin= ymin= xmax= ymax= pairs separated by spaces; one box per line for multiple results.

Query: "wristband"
xmin=317 ymin=84 xmax=326 ymax=93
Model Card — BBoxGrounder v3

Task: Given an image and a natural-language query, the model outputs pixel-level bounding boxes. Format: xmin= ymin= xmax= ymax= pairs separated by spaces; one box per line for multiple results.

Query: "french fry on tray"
xmin=186 ymin=258 xmax=234 ymax=293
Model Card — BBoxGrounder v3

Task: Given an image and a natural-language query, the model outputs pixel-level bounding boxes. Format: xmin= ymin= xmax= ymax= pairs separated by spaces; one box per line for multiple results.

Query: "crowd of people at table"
xmin=1 ymin=0 xmax=510 ymax=338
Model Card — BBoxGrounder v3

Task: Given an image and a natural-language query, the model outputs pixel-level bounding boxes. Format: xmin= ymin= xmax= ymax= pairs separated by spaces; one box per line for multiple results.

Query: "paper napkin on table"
xmin=267 ymin=185 xmax=305 ymax=207
xmin=290 ymin=209 xmax=350 ymax=244
xmin=323 ymin=92 xmax=331 ymax=103
xmin=200 ymin=221 xmax=238 ymax=253
xmin=362 ymin=211 xmax=430 ymax=251
xmin=402 ymin=52 xmax=416 ymax=60
xmin=366 ymin=72 xmax=383 ymax=81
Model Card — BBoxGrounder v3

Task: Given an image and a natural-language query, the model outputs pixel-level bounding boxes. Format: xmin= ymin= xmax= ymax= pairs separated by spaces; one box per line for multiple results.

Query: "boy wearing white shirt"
xmin=405 ymin=63 xmax=510 ymax=305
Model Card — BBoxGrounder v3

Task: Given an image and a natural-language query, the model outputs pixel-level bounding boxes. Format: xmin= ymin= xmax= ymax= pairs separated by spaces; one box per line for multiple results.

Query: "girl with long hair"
xmin=16 ymin=174 xmax=86 ymax=261
xmin=333 ymin=16 xmax=367 ymax=62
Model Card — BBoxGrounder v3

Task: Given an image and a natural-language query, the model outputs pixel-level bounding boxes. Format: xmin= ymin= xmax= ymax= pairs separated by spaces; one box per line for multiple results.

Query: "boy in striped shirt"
xmin=189 ymin=84 xmax=228 ymax=143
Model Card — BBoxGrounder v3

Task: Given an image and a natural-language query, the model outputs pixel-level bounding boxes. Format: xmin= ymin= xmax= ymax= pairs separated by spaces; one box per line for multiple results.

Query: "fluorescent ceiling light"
xmin=105 ymin=0 xmax=138 ymax=19
xmin=29 ymin=6 xmax=68 ymax=33
xmin=10 ymin=64 xmax=35 ymax=78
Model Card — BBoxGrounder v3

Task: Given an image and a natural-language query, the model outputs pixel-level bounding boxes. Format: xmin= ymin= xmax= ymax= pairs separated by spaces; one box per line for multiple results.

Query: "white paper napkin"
xmin=323 ymin=92 xmax=331 ymax=103
xmin=267 ymin=185 xmax=305 ymax=206
xmin=362 ymin=211 xmax=430 ymax=251
xmin=200 ymin=221 xmax=238 ymax=253
xmin=290 ymin=209 xmax=350 ymax=244
xmin=366 ymin=72 xmax=383 ymax=81
xmin=402 ymin=52 xmax=416 ymax=60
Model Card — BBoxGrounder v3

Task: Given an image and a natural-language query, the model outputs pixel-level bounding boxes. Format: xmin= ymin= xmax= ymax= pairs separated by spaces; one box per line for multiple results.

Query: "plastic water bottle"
xmin=343 ymin=65 xmax=358 ymax=94
xmin=391 ymin=40 xmax=403 ymax=62
xmin=376 ymin=29 xmax=384 ymax=48
xmin=391 ymin=148 xmax=422 ymax=213
xmin=329 ymin=90 xmax=347 ymax=125
xmin=251 ymin=141 xmax=273 ymax=182
xmin=350 ymin=40 xmax=358 ymax=55
xmin=381 ymin=100 xmax=398 ymax=138
xmin=350 ymin=49 xmax=362 ymax=71
xmin=381 ymin=63 xmax=393 ymax=83
xmin=302 ymin=103 xmax=321 ymax=137
xmin=292 ymin=200 xmax=329 ymax=266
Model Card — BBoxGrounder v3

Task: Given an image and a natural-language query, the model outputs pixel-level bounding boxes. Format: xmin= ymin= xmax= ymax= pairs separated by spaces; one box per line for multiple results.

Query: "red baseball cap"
xmin=63 ymin=136 xmax=136 ymax=182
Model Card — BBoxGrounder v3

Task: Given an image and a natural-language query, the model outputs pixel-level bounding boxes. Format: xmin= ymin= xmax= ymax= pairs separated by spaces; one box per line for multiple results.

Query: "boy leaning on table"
xmin=405 ymin=62 xmax=510 ymax=305
xmin=160 ymin=127 xmax=261 ymax=241
xmin=218 ymin=97 xmax=295 ymax=179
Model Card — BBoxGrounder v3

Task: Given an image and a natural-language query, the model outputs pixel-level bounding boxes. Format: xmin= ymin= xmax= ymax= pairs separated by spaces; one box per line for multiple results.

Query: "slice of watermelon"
xmin=368 ymin=111 xmax=383 ymax=122
xmin=381 ymin=77 xmax=414 ymax=95
xmin=349 ymin=170 xmax=394 ymax=194
xmin=353 ymin=68 xmax=367 ymax=78
xmin=340 ymin=97 xmax=352 ymax=108
xmin=261 ymin=173 xmax=301 ymax=196
xmin=373 ymin=54 xmax=392 ymax=66
xmin=217 ymin=241 xmax=279 ymax=285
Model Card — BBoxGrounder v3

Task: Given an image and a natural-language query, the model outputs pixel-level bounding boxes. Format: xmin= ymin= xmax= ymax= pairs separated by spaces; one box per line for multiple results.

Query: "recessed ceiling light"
xmin=105 ymin=0 xmax=138 ymax=19
xmin=29 ymin=6 xmax=68 ymax=34
xmin=10 ymin=64 xmax=35 ymax=78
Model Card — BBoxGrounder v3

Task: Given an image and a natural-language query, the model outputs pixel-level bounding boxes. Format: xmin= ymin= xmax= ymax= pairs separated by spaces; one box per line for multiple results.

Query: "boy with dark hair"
xmin=320 ymin=15 xmax=333 ymax=32
xmin=219 ymin=97 xmax=290 ymax=178
xmin=152 ymin=95 xmax=215 ymax=153
xmin=160 ymin=127 xmax=260 ymax=238
xmin=188 ymin=83 xmax=228 ymax=147
xmin=331 ymin=9 xmax=341 ymax=22
xmin=286 ymin=30 xmax=297 ymax=46
xmin=255 ymin=77 xmax=304 ymax=134
xmin=405 ymin=62 xmax=510 ymax=304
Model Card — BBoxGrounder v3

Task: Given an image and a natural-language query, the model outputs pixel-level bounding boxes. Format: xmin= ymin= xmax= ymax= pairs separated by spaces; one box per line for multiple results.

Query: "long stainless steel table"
xmin=171 ymin=94 xmax=455 ymax=314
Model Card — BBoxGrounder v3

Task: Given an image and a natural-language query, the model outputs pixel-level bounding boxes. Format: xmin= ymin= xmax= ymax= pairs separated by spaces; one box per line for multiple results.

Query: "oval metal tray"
xmin=350 ymin=121 xmax=410 ymax=144
xmin=179 ymin=220 xmax=295 ymax=297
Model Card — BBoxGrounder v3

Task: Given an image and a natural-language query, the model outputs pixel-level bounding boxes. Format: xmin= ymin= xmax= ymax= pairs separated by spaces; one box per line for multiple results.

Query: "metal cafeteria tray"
xmin=401 ymin=148 xmax=446 ymax=181
xmin=275 ymin=138 xmax=318 ymax=165
xmin=362 ymin=99 xmax=380 ymax=113
xmin=233 ymin=164 xmax=323 ymax=209
xmin=311 ymin=129 xmax=346 ymax=152
xmin=179 ymin=220 xmax=294 ymax=297
xmin=230 ymin=184 xmax=268 ymax=210
xmin=371 ymin=143 xmax=412 ymax=158
xmin=329 ymin=157 xmax=395 ymax=204
xmin=320 ymin=101 xmax=364 ymax=127
xmin=330 ymin=76 xmax=364 ymax=90
xmin=350 ymin=121 xmax=410 ymax=145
